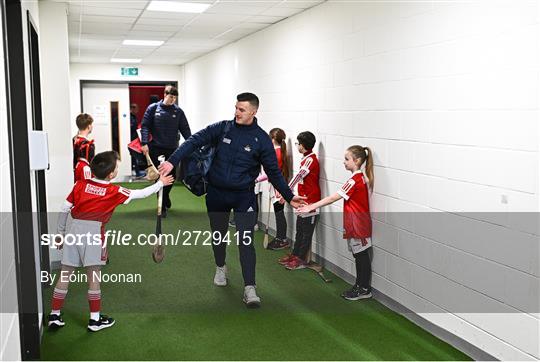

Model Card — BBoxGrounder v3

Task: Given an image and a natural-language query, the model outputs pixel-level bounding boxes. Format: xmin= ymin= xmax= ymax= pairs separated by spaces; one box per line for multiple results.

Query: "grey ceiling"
xmin=66 ymin=0 xmax=324 ymax=65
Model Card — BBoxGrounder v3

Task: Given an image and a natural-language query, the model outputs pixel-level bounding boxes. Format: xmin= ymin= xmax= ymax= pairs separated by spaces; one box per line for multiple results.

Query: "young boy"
xmin=73 ymin=113 xmax=95 ymax=182
xmin=278 ymin=131 xmax=321 ymax=270
xmin=48 ymin=151 xmax=173 ymax=332
xmin=73 ymin=139 xmax=94 ymax=182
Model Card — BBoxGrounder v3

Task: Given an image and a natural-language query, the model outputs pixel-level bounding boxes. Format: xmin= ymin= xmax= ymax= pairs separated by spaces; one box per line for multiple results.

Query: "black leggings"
xmin=273 ymin=201 xmax=287 ymax=240
xmin=353 ymin=248 xmax=372 ymax=290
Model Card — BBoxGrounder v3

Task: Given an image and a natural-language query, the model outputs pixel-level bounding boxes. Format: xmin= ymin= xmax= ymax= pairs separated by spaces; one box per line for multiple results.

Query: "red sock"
xmin=51 ymin=288 xmax=68 ymax=312
xmin=87 ymin=289 xmax=101 ymax=313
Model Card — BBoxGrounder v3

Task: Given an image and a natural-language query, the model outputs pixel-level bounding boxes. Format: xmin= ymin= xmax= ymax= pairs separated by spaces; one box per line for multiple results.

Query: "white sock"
xmin=51 ymin=310 xmax=60 ymax=316
xmin=90 ymin=312 xmax=100 ymax=321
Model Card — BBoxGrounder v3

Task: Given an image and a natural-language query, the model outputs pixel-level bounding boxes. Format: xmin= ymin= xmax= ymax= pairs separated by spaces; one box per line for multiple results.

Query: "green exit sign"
xmin=121 ymin=67 xmax=139 ymax=76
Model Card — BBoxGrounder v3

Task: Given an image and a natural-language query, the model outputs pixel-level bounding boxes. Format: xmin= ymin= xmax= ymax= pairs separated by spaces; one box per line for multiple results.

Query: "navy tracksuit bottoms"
xmin=206 ymin=184 xmax=257 ymax=286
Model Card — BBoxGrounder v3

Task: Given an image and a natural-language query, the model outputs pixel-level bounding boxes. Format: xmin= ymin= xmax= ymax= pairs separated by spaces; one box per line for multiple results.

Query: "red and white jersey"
xmin=74 ymin=158 xmax=92 ymax=182
xmin=337 ymin=170 xmax=372 ymax=239
xmin=67 ymin=178 xmax=131 ymax=225
xmin=275 ymin=146 xmax=283 ymax=171
xmin=289 ymin=152 xmax=321 ymax=205
xmin=73 ymin=135 xmax=94 ymax=168
xmin=263 ymin=146 xmax=287 ymax=199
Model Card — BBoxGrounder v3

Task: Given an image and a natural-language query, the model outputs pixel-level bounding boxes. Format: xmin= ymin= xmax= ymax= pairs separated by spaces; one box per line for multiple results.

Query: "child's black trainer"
xmin=341 ymin=285 xmax=372 ymax=301
xmin=87 ymin=315 xmax=115 ymax=332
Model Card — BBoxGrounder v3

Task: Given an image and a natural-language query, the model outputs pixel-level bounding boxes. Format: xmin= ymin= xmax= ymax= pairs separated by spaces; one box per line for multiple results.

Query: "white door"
xmin=82 ymin=83 xmax=131 ymax=180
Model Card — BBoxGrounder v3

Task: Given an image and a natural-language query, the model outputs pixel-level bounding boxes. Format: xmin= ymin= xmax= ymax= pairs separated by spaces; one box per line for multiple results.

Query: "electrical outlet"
xmin=501 ymin=194 xmax=508 ymax=204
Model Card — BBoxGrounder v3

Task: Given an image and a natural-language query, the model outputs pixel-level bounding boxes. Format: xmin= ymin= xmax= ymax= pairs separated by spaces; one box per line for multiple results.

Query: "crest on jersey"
xmin=244 ymin=145 xmax=251 ymax=152
xmin=85 ymin=183 xmax=106 ymax=196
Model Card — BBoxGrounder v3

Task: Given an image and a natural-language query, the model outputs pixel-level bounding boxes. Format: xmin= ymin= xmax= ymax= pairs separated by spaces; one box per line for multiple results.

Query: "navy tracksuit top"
xmin=168 ymin=118 xmax=295 ymax=202
xmin=141 ymin=100 xmax=191 ymax=149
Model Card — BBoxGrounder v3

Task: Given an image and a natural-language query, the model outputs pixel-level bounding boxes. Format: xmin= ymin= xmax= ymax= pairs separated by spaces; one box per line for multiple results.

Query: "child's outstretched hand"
xmin=297 ymin=204 xmax=314 ymax=215
xmin=159 ymin=174 xmax=175 ymax=186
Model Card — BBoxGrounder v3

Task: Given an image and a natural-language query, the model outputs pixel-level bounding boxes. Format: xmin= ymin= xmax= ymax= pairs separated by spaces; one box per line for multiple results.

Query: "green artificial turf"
xmin=41 ymin=182 xmax=471 ymax=361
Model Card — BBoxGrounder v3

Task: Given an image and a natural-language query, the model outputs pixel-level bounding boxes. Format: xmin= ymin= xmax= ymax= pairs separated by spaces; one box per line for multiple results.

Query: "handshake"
xmin=273 ymin=191 xmax=315 ymax=214
xmin=254 ymin=181 xmax=310 ymax=211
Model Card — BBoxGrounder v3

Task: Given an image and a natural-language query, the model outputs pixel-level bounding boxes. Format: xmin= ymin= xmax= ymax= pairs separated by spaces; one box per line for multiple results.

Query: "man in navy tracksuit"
xmin=161 ymin=93 xmax=305 ymax=307
xmin=141 ymin=85 xmax=191 ymax=217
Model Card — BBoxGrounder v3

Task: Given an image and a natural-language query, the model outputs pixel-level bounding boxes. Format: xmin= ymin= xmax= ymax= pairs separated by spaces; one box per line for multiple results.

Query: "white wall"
xmin=183 ymin=1 xmax=539 ymax=360
xmin=39 ymin=0 xmax=73 ymax=266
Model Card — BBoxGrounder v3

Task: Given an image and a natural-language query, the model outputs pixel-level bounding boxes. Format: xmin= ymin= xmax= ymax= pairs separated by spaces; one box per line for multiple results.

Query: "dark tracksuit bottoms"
xmin=206 ymin=184 xmax=257 ymax=286
xmin=292 ymin=215 xmax=319 ymax=260
xmin=149 ymin=146 xmax=176 ymax=208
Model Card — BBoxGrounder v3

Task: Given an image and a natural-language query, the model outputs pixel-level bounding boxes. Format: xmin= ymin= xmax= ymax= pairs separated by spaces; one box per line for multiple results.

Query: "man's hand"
xmin=158 ymin=161 xmax=174 ymax=176
xmin=159 ymin=174 xmax=175 ymax=186
xmin=141 ymin=145 xmax=149 ymax=156
xmin=275 ymin=191 xmax=285 ymax=204
xmin=289 ymin=195 xmax=307 ymax=209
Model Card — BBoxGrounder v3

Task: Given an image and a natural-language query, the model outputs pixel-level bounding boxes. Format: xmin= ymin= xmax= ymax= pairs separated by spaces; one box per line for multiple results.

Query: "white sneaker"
xmin=214 ymin=265 xmax=227 ymax=286
xmin=243 ymin=285 xmax=261 ymax=308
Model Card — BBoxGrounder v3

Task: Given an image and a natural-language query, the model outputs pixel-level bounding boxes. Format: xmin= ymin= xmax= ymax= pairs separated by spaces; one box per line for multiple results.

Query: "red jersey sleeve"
xmin=66 ymin=183 xmax=77 ymax=204
xmin=337 ymin=177 xmax=356 ymax=200
xmin=83 ymin=165 xmax=92 ymax=180
xmin=289 ymin=156 xmax=313 ymax=190
xmin=111 ymin=185 xmax=131 ymax=206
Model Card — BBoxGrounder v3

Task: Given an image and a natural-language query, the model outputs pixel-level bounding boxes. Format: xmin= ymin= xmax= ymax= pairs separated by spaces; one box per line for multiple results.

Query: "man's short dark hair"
xmin=90 ymin=151 xmax=119 ymax=179
xmin=297 ymin=131 xmax=316 ymax=150
xmin=237 ymin=92 xmax=259 ymax=109
xmin=164 ymin=84 xmax=178 ymax=96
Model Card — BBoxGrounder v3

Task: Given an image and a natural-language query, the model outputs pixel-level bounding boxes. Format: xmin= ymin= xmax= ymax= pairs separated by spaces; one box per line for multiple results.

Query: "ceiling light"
xmin=111 ymin=58 xmax=141 ymax=63
xmin=147 ymin=1 xmax=210 ymax=13
xmin=123 ymin=40 xmax=164 ymax=46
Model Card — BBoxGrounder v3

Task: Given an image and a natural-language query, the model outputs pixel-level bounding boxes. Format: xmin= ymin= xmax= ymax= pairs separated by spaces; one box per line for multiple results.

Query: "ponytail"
xmin=270 ymin=128 xmax=289 ymax=181
xmin=347 ymin=145 xmax=374 ymax=192
xmin=363 ymin=146 xmax=374 ymax=191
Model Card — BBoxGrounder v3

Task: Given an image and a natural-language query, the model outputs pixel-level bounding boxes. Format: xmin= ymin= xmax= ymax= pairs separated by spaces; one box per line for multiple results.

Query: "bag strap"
xmin=223 ymin=120 xmax=233 ymax=137
xmin=146 ymin=102 xmax=159 ymax=127
xmin=153 ymin=102 xmax=161 ymax=114
xmin=212 ymin=120 xmax=233 ymax=147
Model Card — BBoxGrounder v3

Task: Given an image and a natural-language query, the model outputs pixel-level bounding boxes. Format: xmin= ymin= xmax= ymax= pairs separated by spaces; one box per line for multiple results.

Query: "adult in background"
xmin=130 ymin=103 xmax=139 ymax=141
xmin=129 ymin=103 xmax=146 ymax=178
xmin=141 ymin=85 xmax=191 ymax=217
xmin=159 ymin=92 xmax=305 ymax=308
